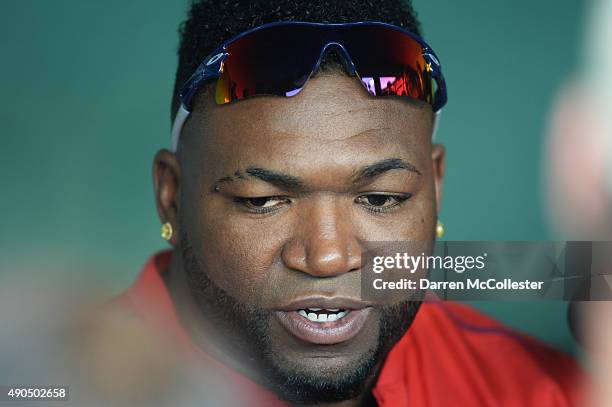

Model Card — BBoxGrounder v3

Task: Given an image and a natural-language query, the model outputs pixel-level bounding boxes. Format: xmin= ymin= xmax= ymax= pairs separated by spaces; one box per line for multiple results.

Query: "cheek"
xmin=186 ymin=200 xmax=289 ymax=304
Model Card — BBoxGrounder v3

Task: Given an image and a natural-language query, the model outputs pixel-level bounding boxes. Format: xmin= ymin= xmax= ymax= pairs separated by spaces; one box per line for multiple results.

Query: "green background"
xmin=0 ymin=1 xmax=585 ymax=353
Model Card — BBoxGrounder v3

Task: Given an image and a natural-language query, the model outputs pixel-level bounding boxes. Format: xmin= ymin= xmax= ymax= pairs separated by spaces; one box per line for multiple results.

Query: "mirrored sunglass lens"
xmin=342 ymin=26 xmax=434 ymax=106
xmin=216 ymin=26 xmax=322 ymax=104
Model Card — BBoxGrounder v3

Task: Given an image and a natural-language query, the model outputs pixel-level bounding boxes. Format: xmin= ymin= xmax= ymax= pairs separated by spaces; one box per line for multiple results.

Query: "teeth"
xmin=298 ymin=309 xmax=350 ymax=323
xmin=304 ymin=308 xmax=341 ymax=312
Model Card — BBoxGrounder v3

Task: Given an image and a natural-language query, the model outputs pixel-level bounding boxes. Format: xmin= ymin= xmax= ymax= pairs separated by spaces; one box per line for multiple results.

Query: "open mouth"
xmin=275 ymin=300 xmax=371 ymax=345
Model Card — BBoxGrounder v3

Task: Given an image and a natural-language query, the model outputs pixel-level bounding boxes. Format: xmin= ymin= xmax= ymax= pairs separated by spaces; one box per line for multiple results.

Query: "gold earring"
xmin=161 ymin=222 xmax=173 ymax=241
xmin=436 ymin=220 xmax=445 ymax=238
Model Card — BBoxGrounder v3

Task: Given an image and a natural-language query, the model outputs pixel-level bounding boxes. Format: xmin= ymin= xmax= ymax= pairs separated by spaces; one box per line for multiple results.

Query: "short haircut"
xmin=171 ymin=0 xmax=423 ymax=121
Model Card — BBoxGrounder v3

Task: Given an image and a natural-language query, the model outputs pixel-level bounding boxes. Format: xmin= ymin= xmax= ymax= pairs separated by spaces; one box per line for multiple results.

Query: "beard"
xmin=179 ymin=231 xmax=422 ymax=405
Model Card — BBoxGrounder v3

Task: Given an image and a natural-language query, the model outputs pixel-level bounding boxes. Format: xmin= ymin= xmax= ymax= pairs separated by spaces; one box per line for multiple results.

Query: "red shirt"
xmin=112 ymin=251 xmax=584 ymax=406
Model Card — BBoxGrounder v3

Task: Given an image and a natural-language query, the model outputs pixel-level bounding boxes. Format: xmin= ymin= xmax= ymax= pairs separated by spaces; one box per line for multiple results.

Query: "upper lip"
xmin=276 ymin=296 xmax=372 ymax=311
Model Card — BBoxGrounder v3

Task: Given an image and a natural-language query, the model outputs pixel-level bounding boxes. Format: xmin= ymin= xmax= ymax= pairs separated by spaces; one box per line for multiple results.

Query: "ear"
xmin=153 ymin=149 xmax=181 ymax=246
xmin=431 ymin=144 xmax=446 ymax=214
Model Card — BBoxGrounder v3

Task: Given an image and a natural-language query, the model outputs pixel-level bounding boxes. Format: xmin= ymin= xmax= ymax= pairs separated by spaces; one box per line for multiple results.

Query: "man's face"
xmin=157 ymin=71 xmax=444 ymax=402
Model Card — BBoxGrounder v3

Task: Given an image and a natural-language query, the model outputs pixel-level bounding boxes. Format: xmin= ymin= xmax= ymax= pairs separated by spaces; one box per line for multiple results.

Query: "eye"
xmin=235 ymin=196 xmax=291 ymax=213
xmin=355 ymin=193 xmax=411 ymax=213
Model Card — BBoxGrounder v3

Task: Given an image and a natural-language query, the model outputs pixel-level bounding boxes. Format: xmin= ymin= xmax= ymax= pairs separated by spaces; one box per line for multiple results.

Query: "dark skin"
xmin=153 ymin=72 xmax=445 ymax=406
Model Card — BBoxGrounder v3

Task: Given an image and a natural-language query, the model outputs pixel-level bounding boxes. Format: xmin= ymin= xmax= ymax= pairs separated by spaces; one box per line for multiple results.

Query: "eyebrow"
xmin=214 ymin=167 xmax=304 ymax=190
xmin=245 ymin=167 xmax=304 ymax=189
xmin=214 ymin=158 xmax=419 ymax=191
xmin=352 ymin=158 xmax=421 ymax=182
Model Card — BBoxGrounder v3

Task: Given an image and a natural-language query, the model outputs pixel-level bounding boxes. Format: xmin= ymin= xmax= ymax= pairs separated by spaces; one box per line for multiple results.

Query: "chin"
xmin=265 ymin=348 xmax=379 ymax=404
xmin=257 ymin=314 xmax=384 ymax=403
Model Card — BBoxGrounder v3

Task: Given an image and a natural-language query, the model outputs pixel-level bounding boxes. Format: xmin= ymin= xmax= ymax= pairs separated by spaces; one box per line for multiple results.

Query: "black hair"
xmin=172 ymin=0 xmax=423 ymax=121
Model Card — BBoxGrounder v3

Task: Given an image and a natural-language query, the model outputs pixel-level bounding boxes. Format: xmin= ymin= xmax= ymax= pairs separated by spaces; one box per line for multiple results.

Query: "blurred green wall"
xmin=0 ymin=0 xmax=586 ymax=353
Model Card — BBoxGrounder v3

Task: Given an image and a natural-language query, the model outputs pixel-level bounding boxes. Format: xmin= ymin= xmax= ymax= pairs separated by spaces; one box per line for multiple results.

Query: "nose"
xmin=281 ymin=197 xmax=362 ymax=277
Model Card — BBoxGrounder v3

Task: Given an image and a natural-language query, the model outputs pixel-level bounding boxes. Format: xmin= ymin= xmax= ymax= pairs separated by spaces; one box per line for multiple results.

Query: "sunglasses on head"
xmin=171 ymin=21 xmax=448 ymax=151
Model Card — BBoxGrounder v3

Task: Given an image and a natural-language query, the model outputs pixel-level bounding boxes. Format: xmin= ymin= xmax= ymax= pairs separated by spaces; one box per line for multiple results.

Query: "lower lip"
xmin=274 ymin=308 xmax=371 ymax=345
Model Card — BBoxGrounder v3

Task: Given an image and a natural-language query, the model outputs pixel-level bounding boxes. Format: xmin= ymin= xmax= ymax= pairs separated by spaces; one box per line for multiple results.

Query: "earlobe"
xmin=431 ymin=144 xmax=446 ymax=214
xmin=153 ymin=149 xmax=181 ymax=245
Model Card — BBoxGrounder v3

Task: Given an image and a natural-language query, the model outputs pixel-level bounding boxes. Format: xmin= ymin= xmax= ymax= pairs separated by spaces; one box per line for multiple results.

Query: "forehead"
xmin=182 ymin=73 xmax=433 ymax=177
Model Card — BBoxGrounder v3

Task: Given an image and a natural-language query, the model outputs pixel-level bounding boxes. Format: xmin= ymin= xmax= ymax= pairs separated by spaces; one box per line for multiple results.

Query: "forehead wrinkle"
xmin=223 ymin=124 xmax=398 ymax=147
xmin=317 ymin=105 xmax=379 ymax=119
xmin=324 ymin=127 xmax=393 ymax=144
